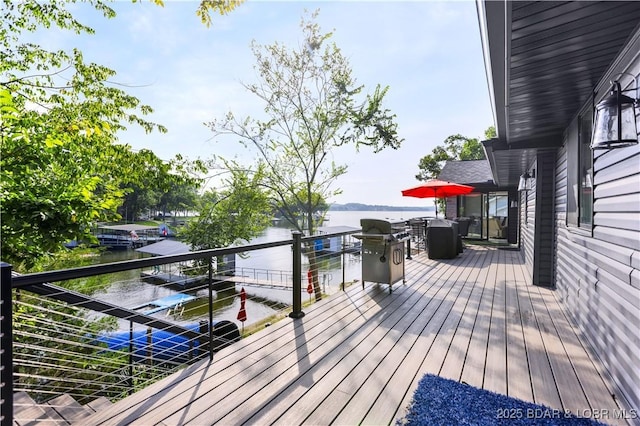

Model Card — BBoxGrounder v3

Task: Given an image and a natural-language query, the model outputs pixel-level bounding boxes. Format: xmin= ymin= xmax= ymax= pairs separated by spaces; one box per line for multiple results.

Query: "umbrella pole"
xmin=434 ymin=188 xmax=438 ymax=218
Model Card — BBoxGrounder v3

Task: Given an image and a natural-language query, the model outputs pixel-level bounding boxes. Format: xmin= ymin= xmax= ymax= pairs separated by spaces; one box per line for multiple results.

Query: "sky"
xmin=45 ymin=0 xmax=494 ymax=207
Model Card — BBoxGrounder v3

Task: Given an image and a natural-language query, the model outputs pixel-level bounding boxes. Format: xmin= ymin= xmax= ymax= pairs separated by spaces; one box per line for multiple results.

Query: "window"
xmin=578 ymin=110 xmax=593 ymax=226
xmin=567 ymin=104 xmax=593 ymax=228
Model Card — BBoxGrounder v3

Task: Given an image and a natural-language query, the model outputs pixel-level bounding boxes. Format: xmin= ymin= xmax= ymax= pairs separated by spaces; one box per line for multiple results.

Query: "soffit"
xmin=482 ymin=1 xmax=640 ymax=186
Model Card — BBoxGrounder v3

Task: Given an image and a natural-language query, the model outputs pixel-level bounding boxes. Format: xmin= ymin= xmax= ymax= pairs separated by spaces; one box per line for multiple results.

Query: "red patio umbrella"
xmin=307 ymin=270 xmax=314 ymax=296
xmin=401 ymin=179 xmax=474 ymax=217
xmin=237 ymin=287 xmax=247 ymax=332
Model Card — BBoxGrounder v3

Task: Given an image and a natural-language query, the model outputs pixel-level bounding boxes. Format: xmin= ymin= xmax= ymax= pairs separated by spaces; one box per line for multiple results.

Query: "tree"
xmin=181 ymin=164 xmax=272 ymax=257
xmin=207 ymin=11 xmax=402 ymax=300
xmin=415 ymin=126 xmax=495 ymax=181
xmin=0 ymin=1 xmax=212 ymax=268
xmin=116 ymin=150 xmax=204 ymax=222
xmin=274 ymin=189 xmax=329 ymax=227
xmin=195 ymin=0 xmax=246 ymax=27
xmin=1 ymin=0 xmax=242 ymax=405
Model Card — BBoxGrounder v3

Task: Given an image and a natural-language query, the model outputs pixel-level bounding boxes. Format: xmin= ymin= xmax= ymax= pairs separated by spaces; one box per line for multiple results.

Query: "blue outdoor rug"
xmin=399 ymin=374 xmax=606 ymax=425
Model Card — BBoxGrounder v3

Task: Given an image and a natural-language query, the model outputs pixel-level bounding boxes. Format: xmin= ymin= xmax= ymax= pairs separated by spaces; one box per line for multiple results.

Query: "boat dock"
xmin=140 ymin=271 xmax=299 ymax=291
xmin=132 ymin=293 xmax=197 ymax=315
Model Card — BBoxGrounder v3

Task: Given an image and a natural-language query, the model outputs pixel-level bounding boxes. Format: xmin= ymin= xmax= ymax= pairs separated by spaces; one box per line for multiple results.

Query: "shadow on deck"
xmin=84 ymin=245 xmax=628 ymax=425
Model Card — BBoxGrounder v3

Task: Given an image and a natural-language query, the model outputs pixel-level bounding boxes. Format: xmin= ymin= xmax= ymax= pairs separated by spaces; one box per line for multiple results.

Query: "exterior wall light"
xmin=591 ymin=77 xmax=639 ymax=150
xmin=517 ymin=172 xmax=532 ymax=192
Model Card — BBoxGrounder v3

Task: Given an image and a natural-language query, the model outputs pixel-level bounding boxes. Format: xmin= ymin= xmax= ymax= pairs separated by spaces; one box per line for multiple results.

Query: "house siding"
xmin=533 ymin=150 xmax=557 ymax=287
xmin=520 ymin=166 xmax=535 ymax=278
xmin=507 ymin=188 xmax=518 ymax=244
xmin=520 ymin=151 xmax=557 ymax=288
xmin=552 ymin=59 xmax=640 ymax=413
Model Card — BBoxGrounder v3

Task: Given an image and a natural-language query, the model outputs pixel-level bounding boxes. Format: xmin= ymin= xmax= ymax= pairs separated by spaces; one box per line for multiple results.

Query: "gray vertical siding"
xmin=507 ymin=188 xmax=518 ymax=244
xmin=520 ymin=152 xmax=557 ymax=287
xmin=533 ymin=150 xmax=557 ymax=287
xmin=520 ymin=163 xmax=535 ymax=278
xmin=552 ymin=78 xmax=640 ymax=413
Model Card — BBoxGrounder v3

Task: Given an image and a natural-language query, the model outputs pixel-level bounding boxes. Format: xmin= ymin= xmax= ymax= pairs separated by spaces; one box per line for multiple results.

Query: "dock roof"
xmin=99 ymin=224 xmax=158 ymax=232
xmin=135 ymin=239 xmax=191 ymax=256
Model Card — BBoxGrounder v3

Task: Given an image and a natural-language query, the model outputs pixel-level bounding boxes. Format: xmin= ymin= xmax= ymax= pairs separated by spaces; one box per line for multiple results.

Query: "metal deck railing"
xmin=2 ymin=227 xmax=404 ymax=424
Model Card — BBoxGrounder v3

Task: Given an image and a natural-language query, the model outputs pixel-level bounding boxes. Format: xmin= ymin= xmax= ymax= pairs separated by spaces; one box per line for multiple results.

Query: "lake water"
xmin=324 ymin=210 xmax=433 ymax=227
xmin=93 ymin=210 xmax=432 ymax=331
xmin=233 ymin=210 xmax=431 ymax=270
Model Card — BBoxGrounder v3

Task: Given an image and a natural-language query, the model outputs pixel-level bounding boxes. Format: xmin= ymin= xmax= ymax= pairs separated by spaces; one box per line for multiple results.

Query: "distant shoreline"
xmin=329 ymin=203 xmax=434 ymax=212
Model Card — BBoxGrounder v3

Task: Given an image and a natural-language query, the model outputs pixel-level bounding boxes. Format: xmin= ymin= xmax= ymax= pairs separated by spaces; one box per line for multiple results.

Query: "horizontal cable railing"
xmin=3 ymin=228 xmax=379 ymax=419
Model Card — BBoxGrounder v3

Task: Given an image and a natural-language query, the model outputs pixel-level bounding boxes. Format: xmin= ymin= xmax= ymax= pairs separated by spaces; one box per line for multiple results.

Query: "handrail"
xmin=11 ymin=239 xmax=294 ymax=288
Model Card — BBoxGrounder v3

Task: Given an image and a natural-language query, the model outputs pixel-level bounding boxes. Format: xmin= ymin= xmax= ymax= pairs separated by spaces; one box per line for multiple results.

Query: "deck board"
xmin=359 ymin=248 xmax=486 ymax=425
xmin=437 ymin=244 xmax=492 ymax=382
xmin=459 ymin=248 xmax=498 ymax=389
xmin=527 ymin=281 xmax=590 ymax=413
xmin=272 ymin=256 xmax=463 ymax=426
xmin=504 ymin=249 xmax=534 ymax=402
xmin=484 ymin=248 xmax=508 ymax=395
xmin=127 ymin=286 xmax=393 ymax=425
xmin=90 ymin=277 xmax=387 ymax=425
xmin=83 ymin=245 xmax=628 ymax=426
xmin=532 ymin=286 xmax=629 ymax=426
xmin=332 ymin=249 xmax=484 ymax=426
xmin=517 ymin=256 xmax=564 ymax=410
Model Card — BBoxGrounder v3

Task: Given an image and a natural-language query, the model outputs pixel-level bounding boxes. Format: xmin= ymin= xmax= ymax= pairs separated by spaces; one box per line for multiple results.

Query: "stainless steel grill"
xmin=353 ymin=219 xmax=410 ymax=293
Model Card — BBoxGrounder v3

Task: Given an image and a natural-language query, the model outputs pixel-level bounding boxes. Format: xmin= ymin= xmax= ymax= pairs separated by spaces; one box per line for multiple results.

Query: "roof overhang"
xmin=477 ymin=1 xmax=640 ymax=186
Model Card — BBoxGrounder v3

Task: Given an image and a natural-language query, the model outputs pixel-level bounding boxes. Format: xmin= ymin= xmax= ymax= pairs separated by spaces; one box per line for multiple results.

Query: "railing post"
xmin=146 ymin=327 xmax=153 ymax=367
xmin=128 ymin=320 xmax=134 ymax=395
xmin=1 ymin=262 xmax=14 ymax=426
xmin=341 ymin=235 xmax=346 ymax=291
xmin=289 ymin=232 xmax=305 ymax=319
xmin=208 ymin=256 xmax=214 ymax=361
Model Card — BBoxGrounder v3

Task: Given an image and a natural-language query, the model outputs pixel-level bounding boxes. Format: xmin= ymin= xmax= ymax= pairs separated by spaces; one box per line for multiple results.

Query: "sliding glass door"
xmin=458 ymin=191 xmax=509 ymax=240
xmin=487 ymin=192 xmax=508 ymax=239
xmin=458 ymin=193 xmax=486 ymax=239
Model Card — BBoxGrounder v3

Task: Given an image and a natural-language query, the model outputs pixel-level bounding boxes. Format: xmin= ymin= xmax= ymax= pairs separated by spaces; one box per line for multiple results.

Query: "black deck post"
xmin=128 ymin=321 xmax=134 ymax=395
xmin=208 ymin=256 xmax=214 ymax=361
xmin=289 ymin=232 xmax=305 ymax=319
xmin=342 ymin=236 xmax=346 ymax=291
xmin=1 ymin=262 xmax=13 ymax=426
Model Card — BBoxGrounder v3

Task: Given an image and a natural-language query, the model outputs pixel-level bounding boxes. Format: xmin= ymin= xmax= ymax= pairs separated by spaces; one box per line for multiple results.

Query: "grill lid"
xmin=360 ymin=218 xmax=393 ymax=234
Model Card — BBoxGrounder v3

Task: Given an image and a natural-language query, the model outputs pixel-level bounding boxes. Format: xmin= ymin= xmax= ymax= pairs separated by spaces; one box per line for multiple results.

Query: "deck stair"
xmin=13 ymin=391 xmax=112 ymax=425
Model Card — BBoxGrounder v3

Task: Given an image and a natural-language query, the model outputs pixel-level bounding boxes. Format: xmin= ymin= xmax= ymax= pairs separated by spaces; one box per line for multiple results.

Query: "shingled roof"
xmin=438 ymin=160 xmax=496 ymax=190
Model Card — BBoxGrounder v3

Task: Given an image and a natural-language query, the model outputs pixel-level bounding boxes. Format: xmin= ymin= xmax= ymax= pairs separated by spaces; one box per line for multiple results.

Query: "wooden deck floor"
xmin=85 ymin=245 xmax=627 ymax=425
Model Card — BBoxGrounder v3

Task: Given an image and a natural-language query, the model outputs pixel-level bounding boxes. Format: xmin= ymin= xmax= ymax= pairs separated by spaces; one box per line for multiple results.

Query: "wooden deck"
xmin=85 ymin=245 xmax=628 ymax=425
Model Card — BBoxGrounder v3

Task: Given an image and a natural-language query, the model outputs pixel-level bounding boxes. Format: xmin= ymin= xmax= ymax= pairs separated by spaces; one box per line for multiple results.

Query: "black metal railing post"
xmin=146 ymin=327 xmax=153 ymax=368
xmin=1 ymin=262 xmax=14 ymax=426
xmin=208 ymin=256 xmax=214 ymax=361
xmin=342 ymin=235 xmax=346 ymax=291
xmin=128 ymin=320 xmax=134 ymax=395
xmin=289 ymin=232 xmax=305 ymax=319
